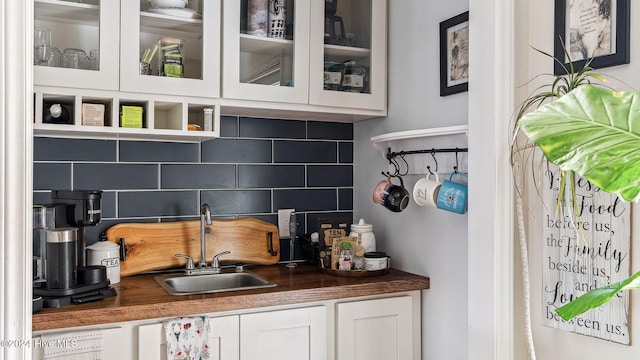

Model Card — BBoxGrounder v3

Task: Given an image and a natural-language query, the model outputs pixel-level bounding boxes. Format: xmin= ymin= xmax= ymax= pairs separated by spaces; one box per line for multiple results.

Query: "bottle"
xmin=338 ymin=241 xmax=353 ymax=270
xmin=203 ymin=108 xmax=213 ymax=132
xmin=43 ymin=103 xmax=72 ymax=124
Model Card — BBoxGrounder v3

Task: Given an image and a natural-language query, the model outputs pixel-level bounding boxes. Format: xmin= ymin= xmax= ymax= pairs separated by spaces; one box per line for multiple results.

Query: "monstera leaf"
xmin=519 ymin=85 xmax=640 ymax=202
xmin=556 ymin=270 xmax=640 ymax=320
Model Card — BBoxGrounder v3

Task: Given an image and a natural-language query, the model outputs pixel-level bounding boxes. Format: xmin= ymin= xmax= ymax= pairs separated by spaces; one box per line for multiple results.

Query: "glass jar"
xmin=338 ymin=241 xmax=353 ymax=270
xmin=341 ymin=60 xmax=368 ymax=93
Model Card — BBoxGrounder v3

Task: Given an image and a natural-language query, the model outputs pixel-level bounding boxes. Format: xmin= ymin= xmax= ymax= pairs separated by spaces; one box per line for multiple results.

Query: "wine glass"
xmin=34 ymin=25 xmax=52 ymax=66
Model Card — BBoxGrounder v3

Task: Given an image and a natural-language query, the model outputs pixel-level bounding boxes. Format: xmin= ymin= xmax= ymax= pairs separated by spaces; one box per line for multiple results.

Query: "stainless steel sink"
xmin=154 ymin=271 xmax=277 ymax=296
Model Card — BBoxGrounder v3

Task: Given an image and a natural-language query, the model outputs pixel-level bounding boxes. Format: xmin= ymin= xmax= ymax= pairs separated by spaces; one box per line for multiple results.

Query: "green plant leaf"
xmin=519 ymin=85 xmax=640 ymax=202
xmin=556 ymin=271 xmax=640 ymax=320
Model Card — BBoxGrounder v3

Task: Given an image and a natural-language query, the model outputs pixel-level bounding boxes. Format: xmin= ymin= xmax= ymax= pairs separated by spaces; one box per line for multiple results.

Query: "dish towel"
xmin=42 ymin=330 xmax=103 ymax=360
xmin=163 ymin=316 xmax=211 ymax=360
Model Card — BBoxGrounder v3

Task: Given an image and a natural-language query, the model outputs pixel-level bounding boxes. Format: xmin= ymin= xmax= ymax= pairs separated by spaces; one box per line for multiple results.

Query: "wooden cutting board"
xmin=105 ymin=218 xmax=280 ymax=276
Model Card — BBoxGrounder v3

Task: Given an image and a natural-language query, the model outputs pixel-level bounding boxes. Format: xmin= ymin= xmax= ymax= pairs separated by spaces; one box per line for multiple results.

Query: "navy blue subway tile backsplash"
xmin=33 ymin=117 xmax=354 ymax=261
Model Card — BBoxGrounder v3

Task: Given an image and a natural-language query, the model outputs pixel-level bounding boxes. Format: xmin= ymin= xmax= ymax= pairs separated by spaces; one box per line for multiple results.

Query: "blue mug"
xmin=436 ymin=172 xmax=468 ymax=214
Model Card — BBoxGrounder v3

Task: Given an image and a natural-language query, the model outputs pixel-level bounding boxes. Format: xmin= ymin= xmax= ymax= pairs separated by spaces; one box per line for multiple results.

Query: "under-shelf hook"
xmin=398 ymin=154 xmax=409 ymax=176
xmin=430 ymin=149 xmax=439 ymax=173
xmin=454 ymin=148 xmax=460 ymax=173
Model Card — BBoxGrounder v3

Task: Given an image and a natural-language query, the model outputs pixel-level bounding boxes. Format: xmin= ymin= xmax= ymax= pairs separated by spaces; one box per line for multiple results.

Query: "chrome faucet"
xmin=211 ymin=251 xmax=231 ymax=274
xmin=200 ymin=203 xmax=212 ymax=268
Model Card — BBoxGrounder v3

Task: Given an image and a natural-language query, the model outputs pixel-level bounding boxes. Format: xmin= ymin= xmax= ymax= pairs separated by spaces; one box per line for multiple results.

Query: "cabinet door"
xmin=34 ymin=0 xmax=120 ymax=90
xmin=240 ymin=306 xmax=327 ymax=360
xmin=32 ymin=327 xmax=125 ymax=360
xmin=336 ymin=296 xmax=413 ymax=360
xmin=137 ymin=316 xmax=240 ymax=360
xmin=308 ymin=0 xmax=387 ymax=110
xmin=222 ymin=0 xmax=310 ymax=104
xmin=120 ymin=0 xmax=221 ymax=98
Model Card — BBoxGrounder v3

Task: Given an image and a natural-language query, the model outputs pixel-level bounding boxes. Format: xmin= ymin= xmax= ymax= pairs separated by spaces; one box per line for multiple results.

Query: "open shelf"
xmin=371 ymin=125 xmax=469 ymax=175
xmin=34 ymin=86 xmax=220 ymax=143
xmin=35 ymin=0 xmax=99 ymax=25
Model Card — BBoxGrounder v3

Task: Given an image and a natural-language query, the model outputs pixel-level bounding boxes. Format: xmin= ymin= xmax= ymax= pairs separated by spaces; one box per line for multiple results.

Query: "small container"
xmin=139 ymin=62 xmax=151 ymax=75
xmin=341 ymin=60 xmax=368 ymax=93
xmin=203 ymin=108 xmax=213 ymax=131
xmin=364 ymin=252 xmax=389 ymax=271
xmin=158 ymin=37 xmax=185 ymax=77
xmin=324 ymin=62 xmax=342 ymax=91
xmin=338 ymin=241 xmax=353 ymax=270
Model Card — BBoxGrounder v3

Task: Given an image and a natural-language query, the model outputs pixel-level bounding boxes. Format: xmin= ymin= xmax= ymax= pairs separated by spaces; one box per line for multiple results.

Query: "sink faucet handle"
xmin=211 ymin=251 xmax=231 ymax=273
xmin=175 ymin=254 xmax=195 ymax=271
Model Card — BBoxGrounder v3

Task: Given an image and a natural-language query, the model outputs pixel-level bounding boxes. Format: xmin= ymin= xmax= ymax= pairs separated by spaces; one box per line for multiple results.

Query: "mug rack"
xmin=383 ymin=147 xmax=468 ymax=176
xmin=370 ymin=125 xmax=469 ymax=176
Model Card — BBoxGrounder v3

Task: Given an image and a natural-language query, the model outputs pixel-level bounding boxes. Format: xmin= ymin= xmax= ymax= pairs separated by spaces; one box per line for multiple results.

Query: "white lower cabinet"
xmin=137 ymin=315 xmax=240 ymax=360
xmin=32 ymin=327 xmax=125 ymax=360
xmin=336 ymin=296 xmax=417 ymax=360
xmin=240 ymin=306 xmax=327 ymax=360
xmin=33 ymin=292 xmax=420 ymax=360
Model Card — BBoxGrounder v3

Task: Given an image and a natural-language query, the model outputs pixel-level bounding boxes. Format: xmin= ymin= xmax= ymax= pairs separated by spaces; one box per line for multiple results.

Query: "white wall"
xmin=522 ymin=1 xmax=640 ymax=359
xmin=354 ymin=2 xmax=470 ymax=359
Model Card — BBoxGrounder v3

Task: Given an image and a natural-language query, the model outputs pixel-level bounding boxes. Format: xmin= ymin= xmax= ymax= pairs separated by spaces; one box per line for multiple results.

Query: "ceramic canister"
xmin=86 ymin=240 xmax=120 ymax=284
xmin=349 ymin=218 xmax=376 ymax=253
xmin=268 ymin=0 xmax=286 ymax=38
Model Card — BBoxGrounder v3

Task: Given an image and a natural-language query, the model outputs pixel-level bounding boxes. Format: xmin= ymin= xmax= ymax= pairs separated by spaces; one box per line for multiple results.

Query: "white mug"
xmin=413 ymin=173 xmax=441 ymax=207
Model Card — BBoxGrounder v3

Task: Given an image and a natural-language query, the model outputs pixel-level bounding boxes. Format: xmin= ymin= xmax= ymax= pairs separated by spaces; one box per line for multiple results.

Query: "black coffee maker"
xmin=33 ymin=190 xmax=117 ymax=308
xmin=324 ymin=0 xmax=346 ymax=45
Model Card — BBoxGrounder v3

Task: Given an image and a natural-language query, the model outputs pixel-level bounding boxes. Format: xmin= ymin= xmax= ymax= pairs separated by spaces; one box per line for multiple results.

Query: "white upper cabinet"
xmin=34 ymin=0 xmax=120 ymax=90
xmin=32 ymin=0 xmax=388 ymax=131
xmin=309 ymin=0 xmax=387 ymax=110
xmin=222 ymin=0 xmax=310 ymax=104
xmin=222 ymin=0 xmax=387 ymax=114
xmin=120 ymin=0 xmax=221 ymax=98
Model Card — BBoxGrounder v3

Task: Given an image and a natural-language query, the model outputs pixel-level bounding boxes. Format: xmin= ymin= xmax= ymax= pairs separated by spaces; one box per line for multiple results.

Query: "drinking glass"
xmin=34 ymin=25 xmax=52 ymax=65
xmin=63 ymin=48 xmax=90 ymax=69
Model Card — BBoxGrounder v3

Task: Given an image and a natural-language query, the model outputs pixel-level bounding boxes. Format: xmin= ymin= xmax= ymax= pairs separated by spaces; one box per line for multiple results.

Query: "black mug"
xmin=382 ymin=176 xmax=410 ymax=212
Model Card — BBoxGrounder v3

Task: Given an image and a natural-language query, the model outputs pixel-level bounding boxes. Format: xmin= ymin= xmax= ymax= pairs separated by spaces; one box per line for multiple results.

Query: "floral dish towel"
xmin=163 ymin=316 xmax=210 ymax=360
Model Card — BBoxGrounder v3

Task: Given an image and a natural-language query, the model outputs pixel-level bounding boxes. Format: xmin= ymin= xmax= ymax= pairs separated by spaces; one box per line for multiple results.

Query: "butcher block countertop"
xmin=32 ymin=263 xmax=430 ymax=331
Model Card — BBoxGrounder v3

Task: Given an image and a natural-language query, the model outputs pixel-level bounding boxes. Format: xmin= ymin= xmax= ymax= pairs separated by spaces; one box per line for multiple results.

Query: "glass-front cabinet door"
xmin=33 ymin=0 xmax=120 ymax=90
xmin=119 ymin=0 xmax=220 ymax=98
xmin=309 ymin=0 xmax=386 ymax=110
xmin=222 ymin=0 xmax=310 ymax=104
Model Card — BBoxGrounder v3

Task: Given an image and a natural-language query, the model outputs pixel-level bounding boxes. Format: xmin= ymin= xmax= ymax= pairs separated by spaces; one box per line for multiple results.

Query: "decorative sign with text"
xmin=542 ymin=166 xmax=630 ymax=344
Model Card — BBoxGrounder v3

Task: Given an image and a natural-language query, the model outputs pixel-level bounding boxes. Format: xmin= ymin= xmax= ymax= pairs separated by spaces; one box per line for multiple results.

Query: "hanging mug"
xmin=436 ymin=172 xmax=468 ymax=214
xmin=413 ymin=172 xmax=441 ymax=207
xmin=372 ymin=176 xmax=410 ymax=212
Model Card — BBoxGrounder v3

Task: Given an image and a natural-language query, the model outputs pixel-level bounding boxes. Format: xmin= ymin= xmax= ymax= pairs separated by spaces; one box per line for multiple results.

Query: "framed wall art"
xmin=440 ymin=11 xmax=469 ymax=96
xmin=554 ymin=0 xmax=630 ymax=75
